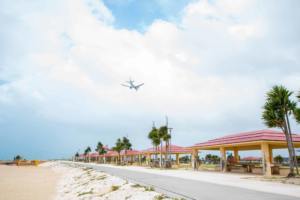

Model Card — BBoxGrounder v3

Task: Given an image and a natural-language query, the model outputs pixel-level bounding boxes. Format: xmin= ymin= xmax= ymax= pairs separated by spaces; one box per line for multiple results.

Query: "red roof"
xmin=90 ymin=152 xmax=99 ymax=158
xmin=193 ymin=129 xmax=300 ymax=148
xmin=101 ymin=150 xmax=118 ymax=157
xmin=143 ymin=144 xmax=191 ymax=154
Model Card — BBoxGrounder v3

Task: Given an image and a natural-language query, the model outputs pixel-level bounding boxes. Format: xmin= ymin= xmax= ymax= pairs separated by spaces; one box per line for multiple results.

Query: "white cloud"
xmin=0 ymin=0 xmax=300 ymax=156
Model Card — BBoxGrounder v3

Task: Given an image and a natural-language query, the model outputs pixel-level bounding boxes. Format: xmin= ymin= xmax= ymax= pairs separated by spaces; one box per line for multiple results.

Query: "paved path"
xmin=74 ymin=163 xmax=299 ymax=200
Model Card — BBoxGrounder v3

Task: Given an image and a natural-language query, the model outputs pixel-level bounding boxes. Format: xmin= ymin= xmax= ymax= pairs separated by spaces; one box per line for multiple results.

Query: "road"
xmin=77 ymin=163 xmax=298 ymax=200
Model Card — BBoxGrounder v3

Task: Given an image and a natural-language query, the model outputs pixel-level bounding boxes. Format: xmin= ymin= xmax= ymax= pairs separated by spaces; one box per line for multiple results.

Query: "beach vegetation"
xmin=111 ymin=185 xmax=120 ymax=191
xmin=262 ymin=85 xmax=298 ymax=176
xmin=96 ymin=175 xmax=107 ymax=180
xmin=125 ymin=195 xmax=132 ymax=200
xmin=131 ymin=183 xmax=143 ymax=188
xmin=77 ymin=189 xmax=93 ymax=196
xmin=154 ymin=194 xmax=165 ymax=200
xmin=145 ymin=186 xmax=155 ymax=191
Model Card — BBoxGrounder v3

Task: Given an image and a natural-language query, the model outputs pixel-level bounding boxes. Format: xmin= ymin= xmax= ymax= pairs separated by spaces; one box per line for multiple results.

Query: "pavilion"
xmin=142 ymin=144 xmax=192 ymax=167
xmin=190 ymin=129 xmax=300 ymax=176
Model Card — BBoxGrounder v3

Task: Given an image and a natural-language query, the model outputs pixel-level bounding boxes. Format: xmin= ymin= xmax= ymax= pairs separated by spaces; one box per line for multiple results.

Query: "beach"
xmin=0 ymin=162 xmax=173 ymax=200
xmin=0 ymin=164 xmax=60 ymax=200
xmin=45 ymin=162 xmax=172 ymax=200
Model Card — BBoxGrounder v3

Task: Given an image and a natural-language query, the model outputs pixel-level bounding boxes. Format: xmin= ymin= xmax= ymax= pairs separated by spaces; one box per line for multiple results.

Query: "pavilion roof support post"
xmin=176 ymin=153 xmax=180 ymax=166
xmin=191 ymin=148 xmax=198 ymax=170
xmin=146 ymin=153 xmax=151 ymax=166
xmin=220 ymin=147 xmax=227 ymax=172
xmin=160 ymin=140 xmax=163 ymax=168
xmin=138 ymin=154 xmax=141 ymax=165
xmin=261 ymin=142 xmax=272 ymax=176
xmin=233 ymin=147 xmax=239 ymax=162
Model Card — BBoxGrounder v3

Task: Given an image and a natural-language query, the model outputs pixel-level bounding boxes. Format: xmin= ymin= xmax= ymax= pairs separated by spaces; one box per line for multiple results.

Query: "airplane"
xmin=121 ymin=78 xmax=144 ymax=91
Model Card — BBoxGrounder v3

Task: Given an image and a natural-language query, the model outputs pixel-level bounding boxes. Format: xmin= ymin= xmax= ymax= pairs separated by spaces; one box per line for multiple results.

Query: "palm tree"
xmin=75 ymin=152 xmax=79 ymax=161
xmin=148 ymin=126 xmax=160 ymax=161
xmin=294 ymin=91 xmax=300 ymax=123
xmin=158 ymin=126 xmax=168 ymax=168
xmin=294 ymin=108 xmax=300 ymax=124
xmin=95 ymin=142 xmax=107 ymax=163
xmin=14 ymin=155 xmax=22 ymax=161
xmin=160 ymin=126 xmax=171 ymax=163
xmin=112 ymin=138 xmax=124 ymax=165
xmin=262 ymin=85 xmax=298 ymax=176
xmin=122 ymin=137 xmax=132 ymax=164
xmin=84 ymin=146 xmax=92 ymax=162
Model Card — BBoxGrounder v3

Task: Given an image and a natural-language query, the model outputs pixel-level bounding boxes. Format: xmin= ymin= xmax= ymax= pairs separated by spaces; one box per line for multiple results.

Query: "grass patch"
xmin=77 ymin=189 xmax=93 ymax=196
xmin=97 ymin=175 xmax=107 ymax=180
xmin=131 ymin=183 xmax=143 ymax=188
xmin=111 ymin=185 xmax=120 ymax=191
xmin=145 ymin=186 xmax=155 ymax=191
xmin=154 ymin=195 xmax=165 ymax=200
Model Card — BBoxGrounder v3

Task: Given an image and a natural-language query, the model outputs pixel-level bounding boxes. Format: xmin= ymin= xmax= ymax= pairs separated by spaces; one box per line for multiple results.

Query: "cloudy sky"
xmin=0 ymin=0 xmax=300 ymax=160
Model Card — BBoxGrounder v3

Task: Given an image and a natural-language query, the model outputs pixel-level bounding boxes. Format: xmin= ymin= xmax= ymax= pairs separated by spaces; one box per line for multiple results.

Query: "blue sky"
xmin=0 ymin=0 xmax=300 ymax=160
xmin=102 ymin=0 xmax=192 ymax=30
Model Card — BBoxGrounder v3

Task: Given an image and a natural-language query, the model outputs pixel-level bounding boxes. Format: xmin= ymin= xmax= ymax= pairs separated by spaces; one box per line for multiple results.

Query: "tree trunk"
xmin=283 ymin=120 xmax=295 ymax=176
xmin=165 ymin=141 xmax=168 ymax=161
xmin=124 ymin=150 xmax=127 ymax=165
xmin=286 ymin=113 xmax=299 ymax=175
xmin=160 ymin=140 xmax=162 ymax=168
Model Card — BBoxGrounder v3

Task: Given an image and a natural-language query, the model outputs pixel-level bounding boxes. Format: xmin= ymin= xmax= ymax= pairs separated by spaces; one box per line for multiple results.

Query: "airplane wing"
xmin=121 ymin=84 xmax=130 ymax=88
xmin=135 ymin=83 xmax=144 ymax=90
xmin=136 ymin=83 xmax=144 ymax=87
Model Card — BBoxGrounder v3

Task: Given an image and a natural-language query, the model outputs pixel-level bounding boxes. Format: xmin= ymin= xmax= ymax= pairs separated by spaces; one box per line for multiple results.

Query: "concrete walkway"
xmin=68 ymin=162 xmax=300 ymax=200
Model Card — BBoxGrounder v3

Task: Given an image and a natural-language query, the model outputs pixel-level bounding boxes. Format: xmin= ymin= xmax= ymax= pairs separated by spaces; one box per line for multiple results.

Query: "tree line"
xmin=76 ymin=137 xmax=132 ymax=164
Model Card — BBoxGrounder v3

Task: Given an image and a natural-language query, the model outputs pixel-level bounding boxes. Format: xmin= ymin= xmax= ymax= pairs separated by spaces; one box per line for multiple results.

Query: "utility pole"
xmin=166 ymin=116 xmax=173 ymax=161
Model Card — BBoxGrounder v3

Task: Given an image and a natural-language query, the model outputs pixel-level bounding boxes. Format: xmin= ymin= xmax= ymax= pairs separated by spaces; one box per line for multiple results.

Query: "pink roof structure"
xmin=193 ymin=129 xmax=300 ymax=148
xmin=101 ymin=150 xmax=118 ymax=157
xmin=90 ymin=152 xmax=99 ymax=158
xmin=120 ymin=150 xmax=141 ymax=156
xmin=143 ymin=144 xmax=191 ymax=154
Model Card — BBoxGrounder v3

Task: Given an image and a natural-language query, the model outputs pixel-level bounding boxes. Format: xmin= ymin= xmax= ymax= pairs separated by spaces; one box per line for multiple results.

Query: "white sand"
xmin=41 ymin=162 xmax=172 ymax=200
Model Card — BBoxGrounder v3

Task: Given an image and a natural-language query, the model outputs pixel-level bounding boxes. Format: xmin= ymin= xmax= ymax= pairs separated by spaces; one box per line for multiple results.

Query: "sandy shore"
xmin=0 ymin=164 xmax=60 ymax=200
xmin=44 ymin=161 xmax=171 ymax=200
